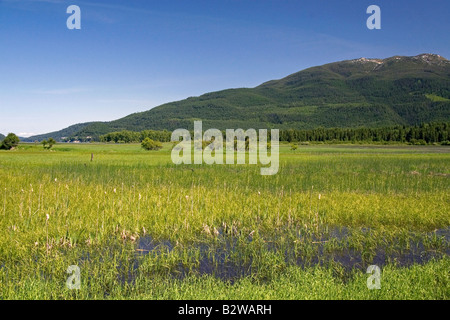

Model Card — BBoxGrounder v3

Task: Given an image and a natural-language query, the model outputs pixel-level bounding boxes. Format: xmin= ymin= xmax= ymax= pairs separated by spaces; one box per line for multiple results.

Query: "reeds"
xmin=0 ymin=142 xmax=448 ymax=299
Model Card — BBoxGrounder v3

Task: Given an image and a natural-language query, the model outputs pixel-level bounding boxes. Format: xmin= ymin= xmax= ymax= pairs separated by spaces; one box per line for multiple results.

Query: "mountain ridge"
xmin=22 ymin=53 xmax=450 ymax=142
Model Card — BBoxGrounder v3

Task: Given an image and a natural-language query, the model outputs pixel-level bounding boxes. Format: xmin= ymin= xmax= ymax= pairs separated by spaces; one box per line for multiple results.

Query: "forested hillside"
xmin=22 ymin=54 xmax=450 ymax=142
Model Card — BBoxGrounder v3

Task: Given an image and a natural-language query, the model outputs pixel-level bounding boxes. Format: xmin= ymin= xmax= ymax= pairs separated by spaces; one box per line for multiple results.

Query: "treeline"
xmin=100 ymin=130 xmax=172 ymax=143
xmin=98 ymin=122 xmax=450 ymax=145
xmin=280 ymin=122 xmax=450 ymax=144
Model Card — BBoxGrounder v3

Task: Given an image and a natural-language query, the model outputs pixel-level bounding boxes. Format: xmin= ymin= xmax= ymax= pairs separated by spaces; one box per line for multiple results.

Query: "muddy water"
xmin=133 ymin=227 xmax=450 ymax=282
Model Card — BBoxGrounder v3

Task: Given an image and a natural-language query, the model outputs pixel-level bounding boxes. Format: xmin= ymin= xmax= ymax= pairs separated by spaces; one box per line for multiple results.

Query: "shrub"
xmin=141 ymin=138 xmax=163 ymax=151
xmin=0 ymin=133 xmax=20 ymax=150
xmin=42 ymin=138 xmax=56 ymax=149
xmin=409 ymin=139 xmax=427 ymax=145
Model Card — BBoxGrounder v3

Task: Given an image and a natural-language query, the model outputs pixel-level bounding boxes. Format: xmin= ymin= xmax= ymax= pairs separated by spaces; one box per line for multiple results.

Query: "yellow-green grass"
xmin=0 ymin=143 xmax=448 ymax=299
xmin=425 ymin=93 xmax=450 ymax=102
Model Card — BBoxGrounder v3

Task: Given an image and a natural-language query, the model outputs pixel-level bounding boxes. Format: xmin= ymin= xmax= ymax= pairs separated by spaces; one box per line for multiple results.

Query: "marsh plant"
xmin=0 ymin=142 xmax=448 ymax=299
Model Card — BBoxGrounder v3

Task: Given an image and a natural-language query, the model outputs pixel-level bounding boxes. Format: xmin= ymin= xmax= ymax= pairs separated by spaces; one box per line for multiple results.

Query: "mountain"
xmin=0 ymin=133 xmax=5 ymax=141
xmin=23 ymin=54 xmax=450 ymax=141
xmin=21 ymin=122 xmax=101 ymax=142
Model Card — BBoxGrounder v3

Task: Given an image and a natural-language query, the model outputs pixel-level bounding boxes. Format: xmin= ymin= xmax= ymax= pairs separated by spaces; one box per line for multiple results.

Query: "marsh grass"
xmin=0 ymin=143 xmax=448 ymax=299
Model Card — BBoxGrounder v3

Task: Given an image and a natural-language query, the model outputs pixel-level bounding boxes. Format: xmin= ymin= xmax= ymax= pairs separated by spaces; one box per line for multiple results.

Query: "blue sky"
xmin=1 ymin=0 xmax=449 ymax=136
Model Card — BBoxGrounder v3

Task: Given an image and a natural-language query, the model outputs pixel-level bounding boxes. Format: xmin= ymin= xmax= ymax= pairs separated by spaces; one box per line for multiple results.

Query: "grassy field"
xmin=0 ymin=143 xmax=448 ymax=299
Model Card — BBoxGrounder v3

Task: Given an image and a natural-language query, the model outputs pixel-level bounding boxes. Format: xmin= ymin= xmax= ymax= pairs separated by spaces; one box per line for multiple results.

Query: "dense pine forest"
xmin=93 ymin=122 xmax=450 ymax=145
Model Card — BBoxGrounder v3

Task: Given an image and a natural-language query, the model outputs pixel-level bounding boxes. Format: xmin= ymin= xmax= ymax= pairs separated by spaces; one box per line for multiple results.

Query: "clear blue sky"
xmin=1 ymin=0 xmax=449 ymax=136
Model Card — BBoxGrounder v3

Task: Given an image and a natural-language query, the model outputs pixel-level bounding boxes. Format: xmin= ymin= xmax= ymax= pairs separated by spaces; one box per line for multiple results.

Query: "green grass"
xmin=0 ymin=143 xmax=449 ymax=299
xmin=425 ymin=94 xmax=450 ymax=102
